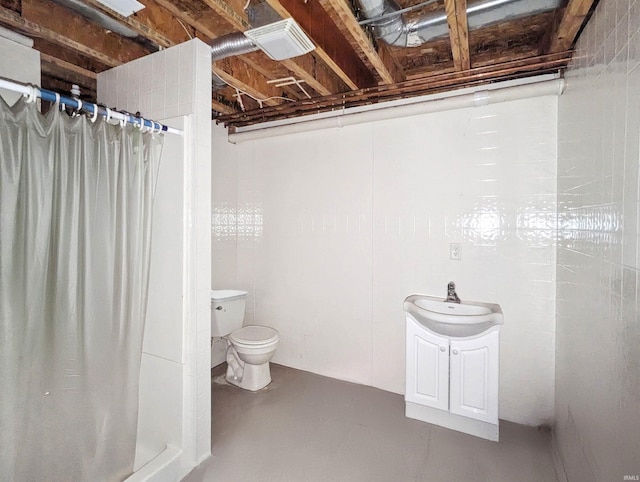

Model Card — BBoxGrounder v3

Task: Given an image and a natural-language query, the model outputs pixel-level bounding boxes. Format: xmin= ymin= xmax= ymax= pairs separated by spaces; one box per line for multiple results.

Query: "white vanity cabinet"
xmin=405 ymin=312 xmax=501 ymax=441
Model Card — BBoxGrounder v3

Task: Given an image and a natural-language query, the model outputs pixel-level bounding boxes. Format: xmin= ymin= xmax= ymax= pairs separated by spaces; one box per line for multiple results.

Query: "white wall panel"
xmin=212 ymin=90 xmax=558 ymax=426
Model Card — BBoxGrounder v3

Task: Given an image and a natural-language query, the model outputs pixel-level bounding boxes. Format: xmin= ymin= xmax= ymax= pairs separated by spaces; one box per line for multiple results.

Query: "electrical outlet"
xmin=450 ymin=243 xmax=461 ymax=260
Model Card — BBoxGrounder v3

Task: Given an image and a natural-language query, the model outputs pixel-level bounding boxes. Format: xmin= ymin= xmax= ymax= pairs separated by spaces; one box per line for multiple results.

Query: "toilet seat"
xmin=230 ymin=325 xmax=279 ymax=347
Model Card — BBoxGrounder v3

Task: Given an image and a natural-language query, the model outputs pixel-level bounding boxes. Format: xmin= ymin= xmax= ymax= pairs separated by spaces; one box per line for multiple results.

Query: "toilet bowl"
xmin=211 ymin=290 xmax=279 ymax=391
xmin=226 ymin=325 xmax=279 ymax=391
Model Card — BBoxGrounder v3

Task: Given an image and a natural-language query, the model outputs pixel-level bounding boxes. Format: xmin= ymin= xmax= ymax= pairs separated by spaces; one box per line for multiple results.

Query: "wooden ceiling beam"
xmin=444 ymin=0 xmax=471 ymax=71
xmin=78 ymin=0 xmax=194 ymax=48
xmin=0 ymin=5 xmax=113 ymax=67
xmin=40 ymin=53 xmax=97 ymax=82
xmin=545 ymin=0 xmax=595 ymax=53
xmin=377 ymin=43 xmax=404 ymax=83
xmin=40 ymin=57 xmax=97 ymax=95
xmin=33 ymin=39 xmax=110 ymax=73
xmin=266 ymin=0 xmax=377 ymax=90
xmin=202 ymin=0 xmax=250 ymax=30
xmin=152 ymin=0 xmax=220 ymax=39
xmin=0 ymin=0 xmax=20 ymax=14
xmin=213 ymin=57 xmax=289 ymax=107
xmin=281 ymin=54 xmax=346 ymax=96
xmin=318 ymin=0 xmax=404 ymax=84
xmin=212 ymin=98 xmax=238 ymax=115
xmin=6 ymin=0 xmax=150 ymax=67
xmin=404 ymin=46 xmax=542 ymax=80
xmin=240 ymin=51 xmax=306 ymax=99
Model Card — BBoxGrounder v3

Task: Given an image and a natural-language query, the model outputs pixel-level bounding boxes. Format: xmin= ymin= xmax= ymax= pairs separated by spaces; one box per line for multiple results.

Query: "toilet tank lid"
xmin=211 ymin=289 xmax=248 ymax=301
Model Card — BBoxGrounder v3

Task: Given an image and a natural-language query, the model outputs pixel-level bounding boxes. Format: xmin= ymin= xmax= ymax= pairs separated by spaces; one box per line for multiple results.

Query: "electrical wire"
xmin=177 ymin=19 xmax=193 ymax=39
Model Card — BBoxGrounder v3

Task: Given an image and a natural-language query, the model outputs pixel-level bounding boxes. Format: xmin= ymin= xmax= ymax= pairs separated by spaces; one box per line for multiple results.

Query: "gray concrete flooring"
xmin=183 ymin=364 xmax=560 ymax=482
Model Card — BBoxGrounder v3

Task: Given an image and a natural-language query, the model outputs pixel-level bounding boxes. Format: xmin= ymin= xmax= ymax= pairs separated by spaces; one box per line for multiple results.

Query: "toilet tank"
xmin=211 ymin=290 xmax=248 ymax=337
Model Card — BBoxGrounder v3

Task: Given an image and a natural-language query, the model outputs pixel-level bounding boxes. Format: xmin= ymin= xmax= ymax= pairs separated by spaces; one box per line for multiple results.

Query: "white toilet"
xmin=210 ymin=290 xmax=279 ymax=391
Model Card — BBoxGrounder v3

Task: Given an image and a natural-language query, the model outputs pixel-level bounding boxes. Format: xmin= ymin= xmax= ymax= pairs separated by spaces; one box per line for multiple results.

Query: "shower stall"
xmin=0 ymin=37 xmax=212 ymax=482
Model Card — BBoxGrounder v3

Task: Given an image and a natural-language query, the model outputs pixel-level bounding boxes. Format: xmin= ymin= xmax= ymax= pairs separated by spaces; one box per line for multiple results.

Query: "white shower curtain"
xmin=0 ymin=97 xmax=163 ymax=481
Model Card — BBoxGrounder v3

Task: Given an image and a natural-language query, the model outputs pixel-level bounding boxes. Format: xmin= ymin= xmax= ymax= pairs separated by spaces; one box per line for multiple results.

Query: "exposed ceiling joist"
xmin=546 ymin=0 xmax=596 ymax=53
xmin=280 ymin=54 xmax=346 ymax=96
xmin=266 ymin=0 xmax=377 ymax=90
xmin=40 ymin=53 xmax=97 ymax=82
xmin=33 ymin=38 xmax=110 ymax=73
xmin=213 ymin=57 xmax=287 ymax=107
xmin=79 ymin=0 xmax=194 ymax=48
xmin=212 ymin=98 xmax=238 ymax=115
xmin=239 ymin=51 xmax=306 ymax=100
xmin=318 ymin=0 xmax=404 ymax=84
xmin=444 ymin=0 xmax=471 ymax=71
xmin=23 ymin=0 xmax=149 ymax=63
xmin=203 ymin=0 xmax=250 ymax=30
xmin=377 ymin=42 xmax=405 ymax=84
xmin=151 ymin=0 xmax=221 ymax=39
xmin=0 ymin=0 xmax=588 ymax=126
xmin=0 ymin=3 xmax=130 ymax=67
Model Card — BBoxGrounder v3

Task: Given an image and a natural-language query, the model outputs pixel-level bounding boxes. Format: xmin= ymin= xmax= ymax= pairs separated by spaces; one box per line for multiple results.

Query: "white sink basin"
xmin=404 ymin=294 xmax=503 ymax=337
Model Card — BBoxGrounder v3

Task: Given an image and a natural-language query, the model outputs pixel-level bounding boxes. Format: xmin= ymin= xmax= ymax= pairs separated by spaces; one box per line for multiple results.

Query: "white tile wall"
xmin=98 ymin=39 xmax=212 ymax=473
xmin=212 ymin=92 xmax=558 ymax=426
xmin=556 ymin=0 xmax=640 ymax=480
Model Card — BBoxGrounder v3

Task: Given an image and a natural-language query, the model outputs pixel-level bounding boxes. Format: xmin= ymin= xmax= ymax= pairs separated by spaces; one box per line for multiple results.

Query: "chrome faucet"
xmin=446 ymin=281 xmax=460 ymax=303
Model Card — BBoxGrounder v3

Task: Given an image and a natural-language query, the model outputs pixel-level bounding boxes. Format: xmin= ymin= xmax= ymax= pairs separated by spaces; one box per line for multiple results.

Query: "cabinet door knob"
xmin=440 ymin=346 xmax=446 ymax=352
xmin=452 ymin=349 xmax=459 ymax=355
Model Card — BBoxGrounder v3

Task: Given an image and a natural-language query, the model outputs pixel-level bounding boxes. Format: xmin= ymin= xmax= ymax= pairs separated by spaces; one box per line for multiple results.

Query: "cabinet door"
xmin=405 ymin=316 xmax=449 ymax=411
xmin=449 ymin=330 xmax=499 ymax=424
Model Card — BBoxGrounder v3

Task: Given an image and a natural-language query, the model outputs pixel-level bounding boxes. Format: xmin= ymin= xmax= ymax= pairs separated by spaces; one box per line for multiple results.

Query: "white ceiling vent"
xmin=244 ymin=19 xmax=315 ymax=61
xmin=95 ymin=0 xmax=144 ymax=17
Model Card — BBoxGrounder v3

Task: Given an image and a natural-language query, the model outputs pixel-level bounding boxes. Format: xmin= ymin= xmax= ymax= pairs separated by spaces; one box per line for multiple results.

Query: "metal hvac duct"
xmin=356 ymin=0 xmax=563 ymax=47
xmin=209 ymin=33 xmax=260 ymax=89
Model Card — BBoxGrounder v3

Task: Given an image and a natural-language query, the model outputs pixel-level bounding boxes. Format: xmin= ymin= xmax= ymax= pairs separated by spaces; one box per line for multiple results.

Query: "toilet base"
xmin=226 ymin=361 xmax=272 ymax=391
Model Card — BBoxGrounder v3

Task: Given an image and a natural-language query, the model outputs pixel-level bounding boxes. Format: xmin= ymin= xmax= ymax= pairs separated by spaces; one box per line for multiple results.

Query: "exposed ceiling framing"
xmin=0 ymin=0 xmax=598 ymax=127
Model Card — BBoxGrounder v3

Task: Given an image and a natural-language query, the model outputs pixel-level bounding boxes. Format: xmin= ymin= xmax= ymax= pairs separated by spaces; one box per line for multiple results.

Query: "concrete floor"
xmin=183 ymin=364 xmax=560 ymax=482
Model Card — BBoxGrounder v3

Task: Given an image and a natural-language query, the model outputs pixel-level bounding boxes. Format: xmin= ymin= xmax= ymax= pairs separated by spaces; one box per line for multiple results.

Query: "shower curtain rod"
xmin=0 ymin=78 xmax=183 ymax=136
